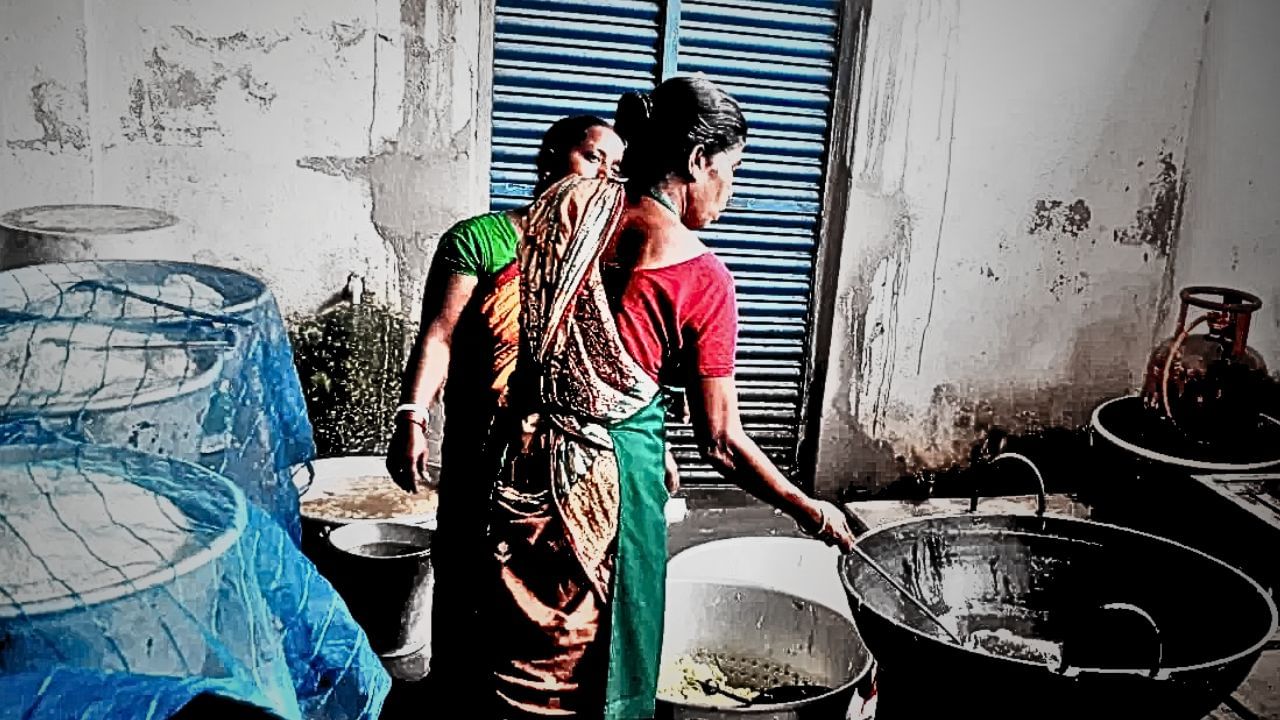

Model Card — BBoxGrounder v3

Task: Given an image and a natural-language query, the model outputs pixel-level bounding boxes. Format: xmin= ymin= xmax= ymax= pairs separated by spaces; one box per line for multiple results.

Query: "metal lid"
xmin=0 ymin=204 xmax=180 ymax=236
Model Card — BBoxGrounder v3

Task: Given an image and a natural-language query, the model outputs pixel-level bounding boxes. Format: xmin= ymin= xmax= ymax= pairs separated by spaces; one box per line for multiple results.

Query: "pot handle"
xmin=969 ymin=452 xmax=1047 ymax=516
xmin=293 ymin=460 xmax=316 ymax=497
xmin=1056 ymin=602 xmax=1167 ymax=680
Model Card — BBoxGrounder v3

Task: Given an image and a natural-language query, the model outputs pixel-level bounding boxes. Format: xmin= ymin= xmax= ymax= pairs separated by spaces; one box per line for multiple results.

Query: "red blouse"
xmin=611 ymin=252 xmax=738 ymax=386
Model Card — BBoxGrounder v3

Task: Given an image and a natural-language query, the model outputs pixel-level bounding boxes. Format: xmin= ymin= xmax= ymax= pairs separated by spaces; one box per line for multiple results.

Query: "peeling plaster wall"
xmin=1175 ymin=0 xmax=1280 ymax=371
xmin=0 ymin=0 xmax=492 ymax=319
xmin=814 ymin=0 xmax=1211 ymax=491
xmin=0 ymin=0 xmax=94 ymax=207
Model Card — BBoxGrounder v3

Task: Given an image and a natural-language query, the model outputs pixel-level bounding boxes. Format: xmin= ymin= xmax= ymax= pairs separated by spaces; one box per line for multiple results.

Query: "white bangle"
xmin=395 ymin=403 xmax=431 ymax=423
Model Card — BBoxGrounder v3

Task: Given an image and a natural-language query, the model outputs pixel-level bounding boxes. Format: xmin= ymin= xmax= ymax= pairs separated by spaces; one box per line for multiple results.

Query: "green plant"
xmin=289 ymin=300 xmax=411 ymax=457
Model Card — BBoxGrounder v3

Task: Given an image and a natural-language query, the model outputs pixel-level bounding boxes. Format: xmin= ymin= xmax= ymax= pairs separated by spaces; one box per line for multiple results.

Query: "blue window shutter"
xmin=667 ymin=0 xmax=840 ymax=481
xmin=490 ymin=0 xmax=662 ymax=211
xmin=490 ymin=0 xmax=842 ymax=483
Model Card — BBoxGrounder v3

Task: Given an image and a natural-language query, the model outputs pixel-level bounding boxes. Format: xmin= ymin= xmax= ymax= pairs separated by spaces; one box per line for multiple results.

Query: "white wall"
xmin=10 ymin=0 xmax=1266 ymax=488
xmin=1175 ymin=0 xmax=1280 ymax=369
xmin=0 ymin=0 xmax=492 ymax=319
xmin=814 ymin=0 xmax=1212 ymax=489
xmin=0 ymin=0 xmax=94 ymax=207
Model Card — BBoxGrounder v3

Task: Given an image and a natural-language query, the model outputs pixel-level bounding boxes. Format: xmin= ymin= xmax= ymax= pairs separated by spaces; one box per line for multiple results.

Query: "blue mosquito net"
xmin=0 ymin=261 xmax=390 ymax=719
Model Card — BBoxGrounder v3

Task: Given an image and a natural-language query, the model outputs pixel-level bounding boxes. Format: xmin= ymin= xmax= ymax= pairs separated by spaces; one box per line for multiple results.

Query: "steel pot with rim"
xmin=655 ymin=578 xmax=874 ymax=720
xmin=325 ymin=520 xmax=434 ymax=659
xmin=290 ymin=455 xmax=437 ymax=568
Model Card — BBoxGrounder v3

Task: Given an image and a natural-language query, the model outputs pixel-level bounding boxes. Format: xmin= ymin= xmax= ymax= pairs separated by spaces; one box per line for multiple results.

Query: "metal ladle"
xmin=845 ymin=542 xmax=964 ymax=644
xmin=842 ymin=451 xmax=1050 ymax=647
xmin=696 ymin=679 xmax=833 ymax=707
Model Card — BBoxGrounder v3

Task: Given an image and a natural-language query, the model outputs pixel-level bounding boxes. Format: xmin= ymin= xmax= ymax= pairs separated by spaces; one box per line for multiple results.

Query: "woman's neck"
xmin=648 ymin=178 xmax=687 ymax=220
xmin=506 ymin=207 xmax=530 ymax=237
xmin=620 ymin=186 xmax=706 ymax=270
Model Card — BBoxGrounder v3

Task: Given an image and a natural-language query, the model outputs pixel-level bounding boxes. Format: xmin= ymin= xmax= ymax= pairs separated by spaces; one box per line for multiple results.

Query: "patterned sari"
xmin=485 ymin=176 xmax=669 ymax=719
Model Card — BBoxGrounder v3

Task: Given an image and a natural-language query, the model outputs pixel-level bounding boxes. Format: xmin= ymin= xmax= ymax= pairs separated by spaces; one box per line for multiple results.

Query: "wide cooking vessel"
xmin=656 ymin=579 xmax=874 ymax=720
xmin=837 ymin=455 xmax=1278 ymax=719
xmin=291 ymin=455 xmax=436 ymax=566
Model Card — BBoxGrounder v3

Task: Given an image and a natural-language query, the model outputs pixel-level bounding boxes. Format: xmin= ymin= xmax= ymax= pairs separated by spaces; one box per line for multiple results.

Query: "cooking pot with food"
xmin=656 ymin=578 xmax=875 ymax=719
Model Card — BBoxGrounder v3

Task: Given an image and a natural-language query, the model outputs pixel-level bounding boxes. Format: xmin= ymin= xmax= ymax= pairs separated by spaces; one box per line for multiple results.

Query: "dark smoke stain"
xmin=1064 ymin=200 xmax=1092 ymax=234
xmin=1028 ymin=198 xmax=1092 ymax=238
xmin=1113 ymin=152 xmax=1185 ymax=257
xmin=866 ymin=378 xmax=1122 ymax=500
xmin=1028 ymin=200 xmax=1058 ymax=234
xmin=6 ymin=80 xmax=88 ymax=153
xmin=1049 ymin=270 xmax=1090 ymax=301
xmin=173 ymin=26 xmax=288 ymax=53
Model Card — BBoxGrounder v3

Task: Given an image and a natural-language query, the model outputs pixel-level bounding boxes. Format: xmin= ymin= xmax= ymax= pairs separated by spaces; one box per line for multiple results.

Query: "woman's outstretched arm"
xmin=688 ymin=376 xmax=856 ymax=551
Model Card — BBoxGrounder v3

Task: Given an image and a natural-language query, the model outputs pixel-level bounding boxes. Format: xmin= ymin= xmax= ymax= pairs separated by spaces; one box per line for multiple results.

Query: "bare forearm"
xmin=399 ymin=333 xmax=451 ymax=406
xmin=703 ymin=430 xmax=819 ymax=528
xmin=689 ymin=378 xmax=856 ymax=550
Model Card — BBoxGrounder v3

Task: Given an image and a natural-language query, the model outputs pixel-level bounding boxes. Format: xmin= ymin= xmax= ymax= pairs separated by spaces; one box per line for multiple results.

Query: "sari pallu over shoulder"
xmin=485 ymin=175 xmax=668 ymax=719
xmin=513 ymin=175 xmax=661 ymax=600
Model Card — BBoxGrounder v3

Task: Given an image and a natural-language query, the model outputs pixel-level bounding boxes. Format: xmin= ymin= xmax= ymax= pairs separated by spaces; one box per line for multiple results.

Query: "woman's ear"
xmin=686 ymin=144 xmax=710 ymax=182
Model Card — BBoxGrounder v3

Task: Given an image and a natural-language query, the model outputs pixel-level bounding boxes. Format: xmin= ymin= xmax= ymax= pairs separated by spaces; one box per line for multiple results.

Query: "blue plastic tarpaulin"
xmin=0 ymin=438 xmax=390 ymax=720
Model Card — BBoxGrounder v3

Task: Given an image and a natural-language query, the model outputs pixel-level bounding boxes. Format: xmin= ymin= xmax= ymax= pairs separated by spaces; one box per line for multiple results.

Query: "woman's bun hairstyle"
xmin=613 ymin=90 xmax=653 ymax=146
xmin=613 ymin=75 xmax=746 ymax=194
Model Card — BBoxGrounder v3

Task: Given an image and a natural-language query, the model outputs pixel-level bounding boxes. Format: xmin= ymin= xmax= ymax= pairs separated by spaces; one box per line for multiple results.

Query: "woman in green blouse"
xmin=386 ymin=115 xmax=636 ymax=699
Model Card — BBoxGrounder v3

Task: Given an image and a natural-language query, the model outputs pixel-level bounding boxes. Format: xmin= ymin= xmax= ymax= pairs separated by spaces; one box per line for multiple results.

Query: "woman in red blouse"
xmin=481 ymin=75 xmax=856 ymax=719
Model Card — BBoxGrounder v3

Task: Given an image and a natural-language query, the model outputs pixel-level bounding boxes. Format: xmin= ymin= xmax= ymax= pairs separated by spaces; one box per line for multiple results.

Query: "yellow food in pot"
xmin=657 ymin=652 xmax=760 ymax=707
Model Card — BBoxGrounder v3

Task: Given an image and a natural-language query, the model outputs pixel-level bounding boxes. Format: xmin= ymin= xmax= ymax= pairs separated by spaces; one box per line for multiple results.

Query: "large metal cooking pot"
xmin=667 ymin=537 xmax=853 ymax=621
xmin=656 ymin=579 xmax=874 ymax=720
xmin=0 ymin=319 xmax=225 ymax=460
xmin=325 ymin=521 xmax=434 ymax=659
xmin=0 ymin=260 xmax=312 ymax=535
xmin=291 ymin=455 xmax=437 ymax=568
xmin=0 ymin=442 xmax=245 ymax=678
xmin=837 ymin=456 xmax=1278 ymax=720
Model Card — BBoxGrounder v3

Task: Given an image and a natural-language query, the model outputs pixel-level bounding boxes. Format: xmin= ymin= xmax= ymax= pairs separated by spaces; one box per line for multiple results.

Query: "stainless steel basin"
xmin=656 ymin=578 xmax=874 ymax=720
